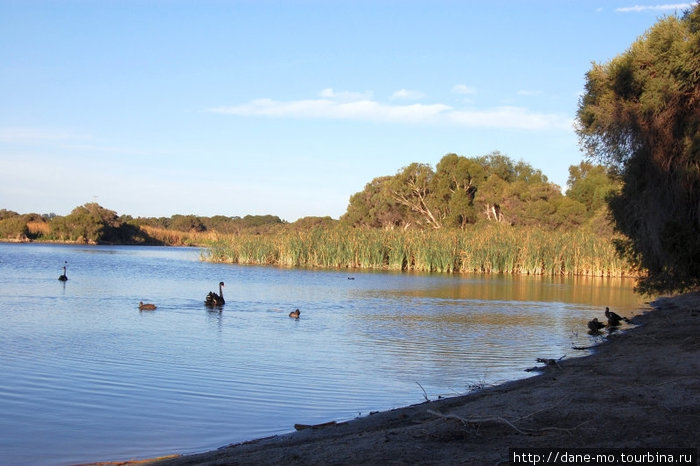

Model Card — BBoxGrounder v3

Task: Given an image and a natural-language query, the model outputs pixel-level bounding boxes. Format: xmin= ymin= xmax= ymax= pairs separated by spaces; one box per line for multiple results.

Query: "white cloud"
xmin=318 ymin=88 xmax=373 ymax=101
xmin=210 ymin=98 xmax=450 ymax=124
xmin=390 ymin=89 xmax=425 ymax=100
xmin=0 ymin=126 xmax=165 ymax=157
xmin=209 ymin=90 xmax=572 ymax=130
xmin=517 ymin=90 xmax=543 ymax=96
xmin=616 ymin=3 xmax=692 ymax=12
xmin=448 ymin=106 xmax=573 ymax=130
xmin=0 ymin=126 xmax=87 ymax=143
xmin=62 ymin=143 xmax=165 ymax=156
xmin=452 ymin=84 xmax=477 ymax=95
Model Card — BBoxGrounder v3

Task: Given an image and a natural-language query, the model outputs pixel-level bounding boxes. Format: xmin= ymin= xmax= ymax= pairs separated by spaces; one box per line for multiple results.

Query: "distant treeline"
xmin=0 ymin=204 xmax=292 ymax=245
xmin=1 ymin=155 xmax=616 ymax=244
xmin=342 ymin=153 xmax=617 ymax=232
xmin=0 ymin=154 xmax=633 ymax=276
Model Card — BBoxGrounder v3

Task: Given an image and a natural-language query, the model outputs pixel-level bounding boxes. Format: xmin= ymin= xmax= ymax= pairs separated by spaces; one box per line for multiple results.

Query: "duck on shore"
xmin=587 ymin=317 xmax=605 ymax=333
xmin=605 ymin=307 xmax=630 ymax=326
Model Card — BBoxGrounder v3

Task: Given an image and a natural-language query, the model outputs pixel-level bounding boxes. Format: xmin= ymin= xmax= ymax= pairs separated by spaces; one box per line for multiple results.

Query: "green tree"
xmin=342 ymin=176 xmax=408 ymax=228
xmin=389 ymin=163 xmax=442 ymax=229
xmin=343 ymin=151 xmax=577 ymax=230
xmin=475 ymin=173 xmax=507 ymax=223
xmin=432 ymin=153 xmax=483 ymax=227
xmin=576 ymin=4 xmax=700 ymax=293
xmin=291 ymin=216 xmax=338 ymax=230
xmin=566 ymin=162 xmax=619 ymax=214
xmin=0 ymin=215 xmax=29 ymax=239
xmin=551 ymin=197 xmax=587 ymax=230
xmin=50 ymin=203 xmax=120 ymax=243
xmin=170 ymin=214 xmax=206 ymax=232
xmin=0 ymin=209 xmax=19 ymax=221
xmin=240 ymin=215 xmax=284 ymax=228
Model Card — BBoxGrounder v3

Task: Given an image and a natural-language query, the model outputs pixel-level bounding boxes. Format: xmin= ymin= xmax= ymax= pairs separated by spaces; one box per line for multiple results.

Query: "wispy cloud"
xmin=0 ymin=126 xmax=163 ymax=156
xmin=318 ymin=88 xmax=373 ymax=101
xmin=209 ymin=89 xmax=572 ymax=130
xmin=390 ymin=89 xmax=425 ymax=100
xmin=448 ymin=107 xmax=572 ymax=130
xmin=210 ymin=98 xmax=450 ymax=124
xmin=452 ymin=84 xmax=477 ymax=95
xmin=0 ymin=126 xmax=88 ymax=143
xmin=517 ymin=90 xmax=543 ymax=96
xmin=616 ymin=3 xmax=692 ymax=12
xmin=61 ymin=143 xmax=165 ymax=156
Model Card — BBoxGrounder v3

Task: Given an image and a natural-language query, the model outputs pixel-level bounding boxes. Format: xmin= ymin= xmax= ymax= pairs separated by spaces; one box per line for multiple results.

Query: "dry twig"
xmin=416 ymin=382 xmax=430 ymax=402
xmin=427 ymin=404 xmax=586 ymax=437
xmin=427 ymin=409 xmax=530 ymax=435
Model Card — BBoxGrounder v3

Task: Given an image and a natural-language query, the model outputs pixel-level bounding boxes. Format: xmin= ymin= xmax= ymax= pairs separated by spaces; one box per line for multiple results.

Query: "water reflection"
xmin=366 ymin=273 xmax=643 ymax=312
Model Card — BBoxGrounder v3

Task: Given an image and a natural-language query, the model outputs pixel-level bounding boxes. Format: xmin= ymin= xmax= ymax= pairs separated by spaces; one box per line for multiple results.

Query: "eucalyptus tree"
xmin=342 ymin=176 xmax=408 ymax=229
xmin=576 ymin=4 xmax=700 ymax=293
xmin=433 ymin=153 xmax=484 ymax=227
xmin=565 ymin=162 xmax=619 ymax=215
xmin=50 ymin=203 xmax=120 ymax=243
xmin=389 ymin=163 xmax=443 ymax=229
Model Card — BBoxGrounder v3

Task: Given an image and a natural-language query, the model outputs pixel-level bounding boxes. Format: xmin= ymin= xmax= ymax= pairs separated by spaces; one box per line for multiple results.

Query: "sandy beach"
xmin=95 ymin=292 xmax=699 ymax=465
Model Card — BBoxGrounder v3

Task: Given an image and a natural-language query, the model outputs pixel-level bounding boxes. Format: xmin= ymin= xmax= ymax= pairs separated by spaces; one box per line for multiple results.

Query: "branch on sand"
xmin=427 ymin=398 xmax=587 ymax=437
xmin=525 ymin=355 xmax=566 ymax=372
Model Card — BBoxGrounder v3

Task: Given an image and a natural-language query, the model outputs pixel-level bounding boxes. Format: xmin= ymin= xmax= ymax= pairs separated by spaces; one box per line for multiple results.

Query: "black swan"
xmin=605 ymin=307 xmax=630 ymax=326
xmin=58 ymin=263 xmax=68 ymax=281
xmin=289 ymin=309 xmax=300 ymax=319
xmin=139 ymin=301 xmax=157 ymax=311
xmin=205 ymin=281 xmax=225 ymax=307
xmin=587 ymin=317 xmax=605 ymax=332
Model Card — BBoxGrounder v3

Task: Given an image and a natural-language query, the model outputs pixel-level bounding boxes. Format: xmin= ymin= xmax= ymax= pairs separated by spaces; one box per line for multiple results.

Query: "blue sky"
xmin=0 ymin=1 xmax=694 ymax=221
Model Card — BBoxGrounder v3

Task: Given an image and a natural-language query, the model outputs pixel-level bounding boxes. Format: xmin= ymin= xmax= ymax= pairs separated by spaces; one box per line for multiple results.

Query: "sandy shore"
xmin=96 ymin=292 xmax=699 ymax=465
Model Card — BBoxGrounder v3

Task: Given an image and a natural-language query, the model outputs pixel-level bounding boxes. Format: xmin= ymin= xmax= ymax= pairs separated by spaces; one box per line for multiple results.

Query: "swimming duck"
xmin=289 ymin=309 xmax=300 ymax=319
xmin=58 ymin=263 xmax=68 ymax=281
xmin=205 ymin=281 xmax=225 ymax=307
xmin=138 ymin=301 xmax=157 ymax=311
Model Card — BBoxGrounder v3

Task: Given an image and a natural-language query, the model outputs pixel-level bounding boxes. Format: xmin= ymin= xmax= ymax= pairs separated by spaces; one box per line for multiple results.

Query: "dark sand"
xmin=93 ymin=292 xmax=700 ymax=465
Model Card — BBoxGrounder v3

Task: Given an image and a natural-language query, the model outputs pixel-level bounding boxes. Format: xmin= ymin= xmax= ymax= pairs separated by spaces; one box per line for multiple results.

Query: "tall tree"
xmin=432 ymin=153 xmax=484 ymax=227
xmin=50 ymin=203 xmax=119 ymax=243
xmin=389 ymin=163 xmax=442 ymax=229
xmin=576 ymin=4 xmax=700 ymax=293
xmin=342 ymin=176 xmax=407 ymax=228
xmin=566 ymin=162 xmax=619 ymax=215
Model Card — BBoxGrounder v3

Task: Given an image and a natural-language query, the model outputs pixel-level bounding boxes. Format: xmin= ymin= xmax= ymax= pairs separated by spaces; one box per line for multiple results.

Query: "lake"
xmin=0 ymin=243 xmax=645 ymax=465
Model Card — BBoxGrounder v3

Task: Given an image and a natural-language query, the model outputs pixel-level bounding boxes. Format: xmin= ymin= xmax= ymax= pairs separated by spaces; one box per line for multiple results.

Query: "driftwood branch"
xmin=416 ymin=382 xmax=430 ymax=402
xmin=525 ymin=355 xmax=566 ymax=372
xmin=427 ymin=409 xmax=530 ymax=435
xmin=294 ymin=421 xmax=337 ymax=431
xmin=427 ymin=404 xmax=585 ymax=437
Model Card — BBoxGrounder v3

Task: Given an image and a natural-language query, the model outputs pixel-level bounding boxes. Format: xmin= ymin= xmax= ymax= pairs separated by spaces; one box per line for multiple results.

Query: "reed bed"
xmin=26 ymin=221 xmax=50 ymax=236
xmin=140 ymin=225 xmax=221 ymax=246
xmin=206 ymin=225 xmax=635 ymax=277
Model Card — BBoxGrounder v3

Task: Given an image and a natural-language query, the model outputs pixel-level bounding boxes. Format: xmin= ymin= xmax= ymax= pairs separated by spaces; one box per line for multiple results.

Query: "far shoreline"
xmin=0 ymin=239 xmax=640 ymax=281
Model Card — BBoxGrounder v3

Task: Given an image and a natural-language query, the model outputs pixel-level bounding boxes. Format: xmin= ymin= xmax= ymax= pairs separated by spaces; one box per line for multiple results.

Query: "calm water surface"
xmin=0 ymin=243 xmax=645 ymax=465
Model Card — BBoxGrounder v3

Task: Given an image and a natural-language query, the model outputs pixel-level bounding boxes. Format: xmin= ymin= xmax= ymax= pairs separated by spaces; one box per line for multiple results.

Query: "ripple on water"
xmin=0 ymin=244 xmax=644 ymax=465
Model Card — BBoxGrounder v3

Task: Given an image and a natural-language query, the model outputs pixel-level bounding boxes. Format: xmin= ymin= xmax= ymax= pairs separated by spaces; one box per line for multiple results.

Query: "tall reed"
xmin=205 ymin=224 xmax=635 ymax=277
xmin=139 ymin=225 xmax=220 ymax=246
